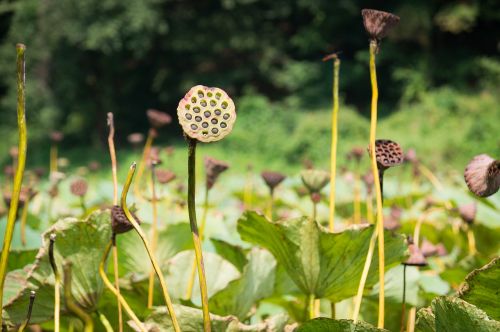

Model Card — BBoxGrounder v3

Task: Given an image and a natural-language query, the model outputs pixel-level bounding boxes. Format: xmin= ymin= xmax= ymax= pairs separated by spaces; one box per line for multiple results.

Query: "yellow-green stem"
xmin=112 ymin=239 xmax=123 ymax=332
xmin=49 ymin=234 xmax=60 ymax=332
xmin=98 ymin=312 xmax=113 ymax=332
xmin=312 ymin=201 xmax=317 ymax=222
xmin=266 ymin=188 xmax=274 ymax=220
xmin=407 ymin=307 xmax=416 ymax=332
xmin=330 ymin=302 xmax=336 ymax=319
xmin=308 ymin=294 xmax=315 ymax=319
xmin=63 ymin=262 xmax=94 ymax=332
xmin=328 ymin=56 xmax=340 ymax=232
xmin=148 ymin=163 xmax=159 ymax=308
xmin=243 ymin=169 xmax=253 ymax=209
xmin=107 ymin=113 xmax=118 ymax=206
xmin=467 ymin=227 xmax=477 ymax=255
xmin=20 ymin=194 xmax=30 ymax=246
xmin=99 ymin=241 xmax=146 ymax=332
xmin=17 ymin=290 xmax=35 ymax=332
xmin=50 ymin=144 xmax=58 ymax=175
xmin=366 ymin=194 xmax=374 ymax=224
xmin=121 ymin=163 xmax=181 ymax=332
xmin=134 ymin=130 xmax=154 ymax=199
xmin=187 ymin=139 xmax=211 ymax=331
xmin=0 ymin=45 xmax=28 ymax=327
xmin=368 ymin=40 xmax=385 ymax=328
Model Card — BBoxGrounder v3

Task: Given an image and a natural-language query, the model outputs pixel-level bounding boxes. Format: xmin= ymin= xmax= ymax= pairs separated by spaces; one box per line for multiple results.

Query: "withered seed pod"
xmin=403 ymin=243 xmax=428 ymax=266
xmin=49 ymin=131 xmax=64 ymax=143
xmin=127 ymin=133 xmax=145 ymax=146
xmin=155 ymin=169 xmax=176 ymax=185
xmin=459 ymin=202 xmax=477 ymax=225
xmin=300 ymin=169 xmax=330 ymax=194
xmin=177 ymin=85 xmax=236 ymax=143
xmin=464 ymin=154 xmax=500 ymax=197
xmin=372 ymin=139 xmax=404 ymax=171
xmin=261 ymin=171 xmax=286 ymax=191
xmin=70 ymin=179 xmax=88 ymax=197
xmin=147 ymin=109 xmax=172 ymax=129
xmin=111 ymin=205 xmax=141 ymax=235
xmin=361 ymin=9 xmax=400 ymax=41
xmin=204 ymin=156 xmax=229 ymax=190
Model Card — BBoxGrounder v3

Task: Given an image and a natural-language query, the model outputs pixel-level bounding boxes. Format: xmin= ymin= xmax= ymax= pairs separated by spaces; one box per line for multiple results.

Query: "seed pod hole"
xmin=210 ymin=100 xmax=216 ymax=107
xmin=223 ymin=113 xmax=230 ymax=120
xmin=185 ymin=104 xmax=190 ymax=110
xmin=191 ymin=124 xmax=198 ymax=130
xmin=220 ymin=122 xmax=227 ymax=128
xmin=212 ymin=128 xmax=219 ymax=134
xmin=202 ymin=122 xmax=209 ymax=128
xmin=207 ymin=92 xmax=213 ymax=97
xmin=215 ymin=109 xmax=222 ymax=116
xmin=197 ymin=91 xmax=204 ymax=98
xmin=211 ymin=118 xmax=218 ymax=124
xmin=221 ymin=102 xmax=228 ymax=109
xmin=215 ymin=92 xmax=221 ymax=100
xmin=204 ymin=111 xmax=211 ymax=118
xmin=193 ymin=107 xmax=200 ymax=113
xmin=195 ymin=116 xmax=202 ymax=122
xmin=200 ymin=100 xmax=207 ymax=107
xmin=191 ymin=97 xmax=197 ymax=103
xmin=186 ymin=114 xmax=192 ymax=120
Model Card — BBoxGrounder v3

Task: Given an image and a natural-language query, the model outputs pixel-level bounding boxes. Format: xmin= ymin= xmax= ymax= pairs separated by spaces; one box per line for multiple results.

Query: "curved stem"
xmin=17 ymin=290 xmax=35 ymax=332
xmin=134 ymin=130 xmax=154 ymax=200
xmin=368 ymin=40 xmax=385 ymax=328
xmin=148 ymin=163 xmax=159 ymax=308
xmin=187 ymin=139 xmax=211 ymax=331
xmin=20 ymin=194 xmax=30 ymax=246
xmin=97 ymin=311 xmax=113 ymax=332
xmin=63 ymin=262 xmax=94 ymax=332
xmin=0 ymin=44 xmax=28 ymax=327
xmin=328 ymin=56 xmax=340 ymax=232
xmin=49 ymin=234 xmax=60 ymax=332
xmin=107 ymin=113 xmax=118 ymax=206
xmin=99 ymin=241 xmax=146 ymax=332
xmin=111 ymin=237 xmax=123 ymax=332
xmin=121 ymin=163 xmax=181 ymax=332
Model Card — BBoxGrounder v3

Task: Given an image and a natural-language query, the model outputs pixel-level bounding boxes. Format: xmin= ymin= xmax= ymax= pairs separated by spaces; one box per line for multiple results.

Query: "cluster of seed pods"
xmin=177 ymin=85 xmax=236 ymax=143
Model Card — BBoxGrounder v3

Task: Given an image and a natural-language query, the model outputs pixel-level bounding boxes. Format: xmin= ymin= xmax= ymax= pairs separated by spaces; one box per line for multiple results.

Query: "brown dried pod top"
xmin=177 ymin=85 xmax=236 ymax=143
xmin=50 ymin=131 xmax=64 ymax=143
xmin=459 ymin=202 xmax=477 ymax=224
xmin=111 ymin=205 xmax=141 ymax=235
xmin=147 ymin=109 xmax=172 ymax=128
xmin=3 ymin=187 xmax=37 ymax=210
xmin=127 ymin=133 xmax=145 ymax=145
xmin=155 ymin=169 xmax=176 ymax=185
xmin=205 ymin=156 xmax=230 ymax=190
xmin=420 ymin=239 xmax=438 ymax=258
xmin=361 ymin=9 xmax=400 ymax=41
xmin=261 ymin=171 xmax=286 ymax=191
xmin=70 ymin=179 xmax=88 ymax=197
xmin=371 ymin=139 xmax=404 ymax=171
xmin=464 ymin=154 xmax=500 ymax=197
xmin=347 ymin=147 xmax=364 ymax=163
xmin=146 ymin=147 xmax=161 ymax=166
xmin=403 ymin=243 xmax=428 ymax=266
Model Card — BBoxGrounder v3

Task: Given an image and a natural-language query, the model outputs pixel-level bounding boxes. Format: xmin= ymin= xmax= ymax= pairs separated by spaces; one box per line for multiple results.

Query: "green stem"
xmin=98 ymin=311 xmax=113 ymax=332
xmin=121 ymin=163 xmax=181 ymax=332
xmin=17 ymin=290 xmax=35 ymax=332
xmin=49 ymin=234 xmax=60 ymax=332
xmin=148 ymin=162 xmax=159 ymax=308
xmin=63 ymin=262 xmax=94 ymax=332
xmin=187 ymin=139 xmax=211 ymax=331
xmin=308 ymin=294 xmax=315 ymax=320
xmin=400 ymin=264 xmax=407 ymax=332
xmin=328 ymin=56 xmax=340 ymax=232
xmin=0 ymin=44 xmax=28 ymax=327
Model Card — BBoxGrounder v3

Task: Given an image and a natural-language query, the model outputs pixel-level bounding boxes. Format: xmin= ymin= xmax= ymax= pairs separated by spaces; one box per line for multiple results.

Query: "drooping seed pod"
xmin=403 ymin=243 xmax=427 ymax=266
xmin=204 ymin=156 xmax=229 ymax=190
xmin=464 ymin=154 xmax=500 ymax=197
xmin=155 ymin=169 xmax=176 ymax=185
xmin=177 ymin=85 xmax=236 ymax=143
xmin=361 ymin=9 xmax=400 ymax=41
xmin=111 ymin=205 xmax=141 ymax=235
xmin=371 ymin=139 xmax=404 ymax=171
xmin=70 ymin=179 xmax=88 ymax=197
xmin=49 ymin=131 xmax=64 ymax=143
xmin=127 ymin=133 xmax=145 ymax=146
xmin=147 ymin=109 xmax=172 ymax=129
xmin=459 ymin=202 xmax=477 ymax=225
xmin=300 ymin=169 xmax=330 ymax=194
xmin=261 ymin=171 xmax=286 ymax=192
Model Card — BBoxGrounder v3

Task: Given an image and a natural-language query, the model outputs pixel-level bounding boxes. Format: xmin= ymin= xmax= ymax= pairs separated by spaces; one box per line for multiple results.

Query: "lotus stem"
xmin=20 ymin=193 xmax=30 ymax=246
xmin=49 ymin=234 xmax=60 ymax=332
xmin=312 ymin=201 xmax=317 ymax=222
xmin=418 ymin=164 xmax=443 ymax=191
xmin=63 ymin=261 xmax=94 ymax=332
xmin=266 ymin=188 xmax=274 ymax=219
xmin=187 ymin=139 xmax=211 ymax=331
xmin=367 ymin=40 xmax=385 ymax=328
xmin=330 ymin=302 xmax=335 ymax=319
xmin=97 ymin=311 xmax=113 ymax=332
xmin=407 ymin=307 xmax=416 ymax=332
xmin=50 ymin=144 xmax=58 ymax=175
xmin=353 ymin=173 xmax=361 ymax=224
xmin=111 ymin=236 xmax=123 ymax=332
xmin=99 ymin=241 xmax=146 ymax=332
xmin=17 ymin=290 xmax=35 ymax=332
xmin=185 ymin=186 xmax=209 ymax=300
xmin=243 ymin=167 xmax=253 ymax=209
xmin=134 ymin=129 xmax=154 ymax=199
xmin=308 ymin=294 xmax=315 ymax=319
xmin=400 ymin=264 xmax=407 ymax=332
xmin=413 ymin=207 xmax=442 ymax=248
xmin=0 ymin=44 xmax=28 ymax=327
xmin=328 ymin=55 xmax=340 ymax=232
xmin=366 ymin=194 xmax=374 ymax=224
xmin=121 ymin=163 xmax=181 ymax=332
xmin=148 ymin=162 xmax=159 ymax=308
xmin=313 ymin=299 xmax=320 ymax=317
xmin=467 ymin=226 xmax=477 ymax=256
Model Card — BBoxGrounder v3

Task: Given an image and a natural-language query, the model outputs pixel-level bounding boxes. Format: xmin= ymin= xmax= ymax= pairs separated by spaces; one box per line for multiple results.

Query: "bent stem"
xmin=20 ymin=194 xmax=31 ymax=246
xmin=187 ymin=139 xmax=211 ymax=331
xmin=134 ymin=129 xmax=154 ymax=199
xmin=368 ymin=40 xmax=386 ymax=328
xmin=328 ymin=55 xmax=340 ymax=232
xmin=99 ymin=241 xmax=146 ymax=332
xmin=148 ymin=162 xmax=159 ymax=308
xmin=17 ymin=290 xmax=35 ymax=332
xmin=49 ymin=234 xmax=60 ymax=332
xmin=400 ymin=264 xmax=407 ymax=332
xmin=121 ymin=163 xmax=181 ymax=332
xmin=63 ymin=262 xmax=94 ymax=332
xmin=97 ymin=311 xmax=113 ymax=332
xmin=0 ymin=44 xmax=28 ymax=327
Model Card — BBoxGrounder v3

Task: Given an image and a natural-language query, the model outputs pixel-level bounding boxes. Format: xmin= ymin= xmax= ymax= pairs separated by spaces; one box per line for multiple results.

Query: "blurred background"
xmin=0 ymin=0 xmax=499 ymax=172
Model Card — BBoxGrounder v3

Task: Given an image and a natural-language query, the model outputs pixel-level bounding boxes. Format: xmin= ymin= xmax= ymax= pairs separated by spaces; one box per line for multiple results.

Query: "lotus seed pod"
xmin=155 ymin=169 xmax=176 ymax=185
xmin=361 ymin=9 xmax=400 ymax=41
xmin=70 ymin=179 xmax=88 ymax=197
xmin=177 ymin=85 xmax=236 ymax=143
xmin=300 ymin=169 xmax=330 ymax=194
xmin=127 ymin=133 xmax=145 ymax=146
xmin=435 ymin=243 xmax=448 ymax=257
xmin=459 ymin=202 xmax=477 ymax=225
xmin=464 ymin=154 xmax=500 ymax=197
xmin=362 ymin=171 xmax=374 ymax=195
xmin=347 ymin=147 xmax=364 ymax=163
xmin=403 ymin=243 xmax=427 ymax=266
xmin=420 ymin=239 xmax=438 ymax=258
xmin=111 ymin=205 xmax=141 ymax=235
xmin=371 ymin=139 xmax=404 ymax=171
xmin=147 ymin=109 xmax=172 ymax=128
xmin=261 ymin=171 xmax=286 ymax=191
xmin=204 ymin=156 xmax=229 ymax=190
xmin=50 ymin=131 xmax=64 ymax=143
xmin=3 ymin=187 xmax=37 ymax=214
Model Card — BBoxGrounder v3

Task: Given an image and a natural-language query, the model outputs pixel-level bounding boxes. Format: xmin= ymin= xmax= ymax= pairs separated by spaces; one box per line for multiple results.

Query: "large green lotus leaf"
xmin=128 ymin=305 xmax=290 ymax=332
xmin=211 ymin=238 xmax=248 ymax=272
xmin=3 ymin=210 xmax=112 ymax=326
xmin=209 ymin=248 xmax=276 ymax=319
xmin=117 ymin=222 xmax=193 ymax=281
xmin=0 ymin=217 xmax=42 ymax=250
xmin=416 ymin=297 xmax=500 ymax=332
xmin=0 ymin=249 xmax=38 ymax=273
xmin=296 ymin=318 xmax=388 ymax=331
xmin=458 ymin=256 xmax=500 ymax=320
xmin=2 ymin=269 xmax=29 ymax=305
xmin=237 ymin=211 xmax=407 ymax=301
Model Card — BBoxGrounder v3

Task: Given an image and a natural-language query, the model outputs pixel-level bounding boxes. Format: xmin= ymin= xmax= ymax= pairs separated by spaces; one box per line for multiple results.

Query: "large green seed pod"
xmin=300 ymin=169 xmax=330 ymax=194
xmin=177 ymin=85 xmax=236 ymax=143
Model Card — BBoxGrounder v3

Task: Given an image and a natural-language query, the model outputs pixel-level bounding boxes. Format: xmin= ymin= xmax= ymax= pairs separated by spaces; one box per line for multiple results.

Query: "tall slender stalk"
xmin=121 ymin=163 xmax=181 ymax=332
xmin=50 ymin=144 xmax=58 ymax=175
xmin=187 ymin=139 xmax=211 ymax=331
xmin=327 ymin=55 xmax=340 ymax=232
xmin=17 ymin=290 xmax=35 ymax=332
xmin=0 ymin=45 xmax=28 ymax=327
xmin=367 ymin=40 xmax=386 ymax=328
xmin=148 ymin=162 xmax=159 ymax=308
xmin=134 ymin=129 xmax=154 ymax=199
xmin=63 ymin=262 xmax=94 ymax=332
xmin=266 ymin=188 xmax=274 ymax=219
xmin=243 ymin=166 xmax=253 ymax=209
xmin=400 ymin=264 xmax=407 ymax=332
xmin=49 ymin=234 xmax=60 ymax=332
xmin=353 ymin=173 xmax=361 ymax=224
xmin=467 ymin=226 xmax=477 ymax=255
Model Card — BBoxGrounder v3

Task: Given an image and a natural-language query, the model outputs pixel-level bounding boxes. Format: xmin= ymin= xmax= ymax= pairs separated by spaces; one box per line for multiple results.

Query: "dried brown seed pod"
xmin=49 ymin=131 xmax=64 ymax=143
xmin=155 ymin=169 xmax=176 ymax=185
xmin=177 ymin=85 xmax=236 ymax=143
xmin=403 ymin=243 xmax=428 ymax=266
xmin=204 ymin=156 xmax=229 ymax=190
xmin=146 ymin=147 xmax=161 ymax=166
xmin=88 ymin=161 xmax=101 ymax=172
xmin=347 ymin=147 xmax=364 ymax=163
xmin=371 ymin=139 xmax=404 ymax=171
xmin=111 ymin=205 xmax=141 ymax=235
xmin=361 ymin=9 xmax=400 ymax=41
xmin=420 ymin=239 xmax=438 ymax=258
xmin=300 ymin=169 xmax=330 ymax=193
xmin=464 ymin=154 xmax=500 ymax=197
xmin=70 ymin=179 xmax=88 ymax=197
xmin=146 ymin=109 xmax=172 ymax=128
xmin=3 ymin=187 xmax=37 ymax=211
xmin=261 ymin=171 xmax=286 ymax=191
xmin=127 ymin=133 xmax=145 ymax=146
xmin=459 ymin=202 xmax=477 ymax=225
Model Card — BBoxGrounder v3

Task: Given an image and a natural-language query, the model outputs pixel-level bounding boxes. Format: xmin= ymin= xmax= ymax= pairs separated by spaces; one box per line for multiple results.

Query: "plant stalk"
xmin=50 ymin=144 xmax=58 ymax=175
xmin=111 ymin=236 xmax=123 ymax=332
xmin=187 ymin=139 xmax=211 ymax=331
xmin=328 ymin=56 xmax=340 ymax=232
xmin=121 ymin=163 xmax=181 ymax=332
xmin=49 ymin=234 xmax=60 ymax=332
xmin=17 ymin=290 xmax=35 ymax=332
xmin=134 ymin=129 xmax=154 ymax=199
xmin=63 ymin=262 xmax=94 ymax=332
xmin=400 ymin=264 xmax=407 ymax=332
xmin=266 ymin=188 xmax=274 ymax=220
xmin=20 ymin=194 xmax=30 ymax=246
xmin=148 ymin=162 xmax=159 ymax=308
xmin=353 ymin=172 xmax=361 ymax=224
xmin=0 ymin=44 xmax=28 ymax=327
xmin=467 ymin=226 xmax=477 ymax=256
